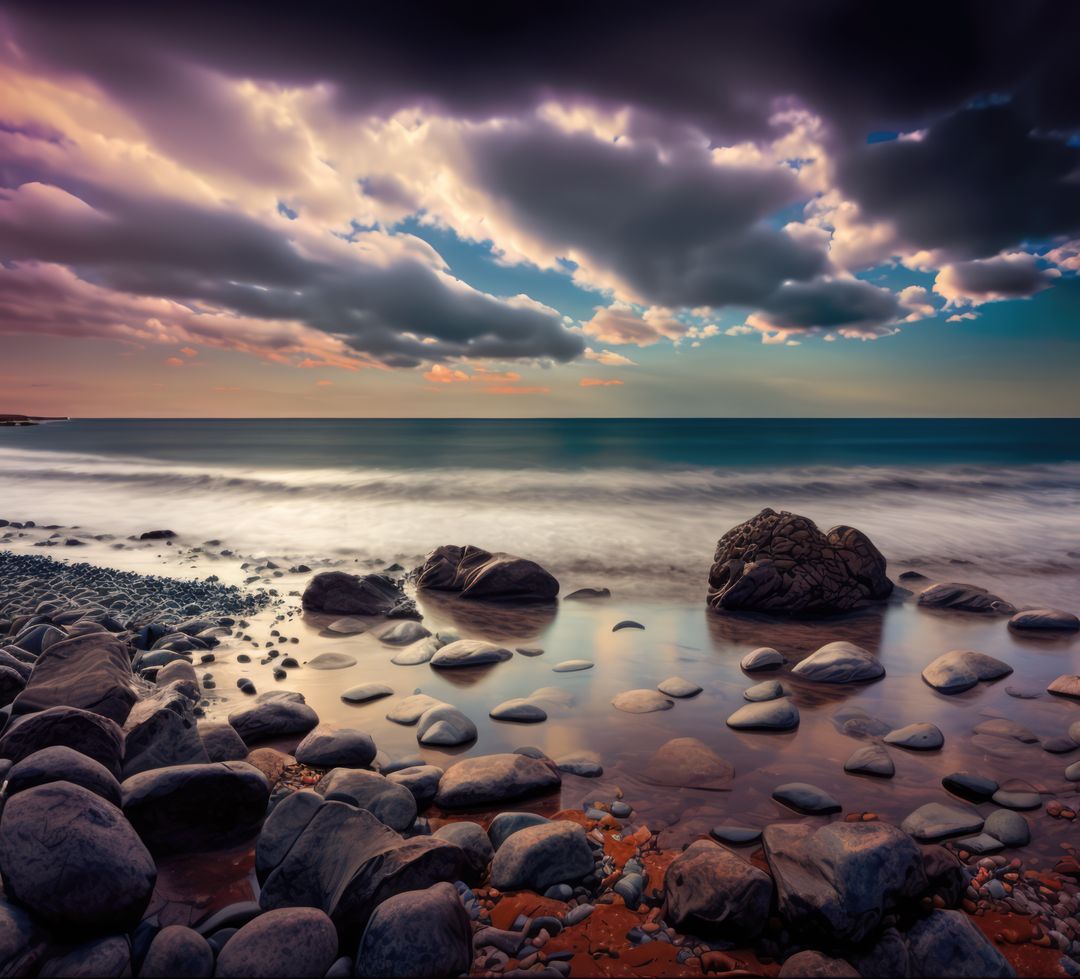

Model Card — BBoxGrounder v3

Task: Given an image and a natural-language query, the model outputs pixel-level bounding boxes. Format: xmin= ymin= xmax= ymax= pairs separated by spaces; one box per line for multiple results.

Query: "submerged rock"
xmin=743 ymin=679 xmax=783 ymax=701
xmin=658 ymin=676 xmax=702 ymax=697
xmin=414 ymin=544 xmax=559 ymax=601
xmin=642 ymin=737 xmax=734 ymax=790
xmin=416 ymin=704 xmax=477 ymax=746
xmin=1008 ymin=607 xmax=1079 ymax=631
xmin=917 ymin=582 xmax=1015 ymax=615
xmin=884 ymin=722 xmax=944 ymax=750
xmin=611 ymin=689 xmax=673 ymax=713
xmin=340 ymin=682 xmax=394 ymax=704
xmin=901 ymin=802 xmax=983 ymax=842
xmin=386 ymin=693 xmax=446 ymax=725
xmin=772 ymin=782 xmax=841 ymax=815
xmin=942 ymin=771 xmax=998 ymax=801
xmin=306 ymin=652 xmax=357 ymax=670
xmin=843 ymin=743 xmax=894 ymax=778
xmin=489 ymin=698 xmax=547 ymax=723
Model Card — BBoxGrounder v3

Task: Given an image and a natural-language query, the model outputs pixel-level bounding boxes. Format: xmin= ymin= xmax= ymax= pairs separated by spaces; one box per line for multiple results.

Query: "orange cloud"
xmin=486 ymin=385 xmax=551 ymax=395
xmin=180 ymin=346 xmax=198 ymax=357
xmin=315 ymin=379 xmax=334 ymax=387
xmin=580 ymin=377 xmax=624 ymax=387
xmin=165 ymin=356 xmax=184 ymax=367
xmin=423 ymin=363 xmax=548 ymax=394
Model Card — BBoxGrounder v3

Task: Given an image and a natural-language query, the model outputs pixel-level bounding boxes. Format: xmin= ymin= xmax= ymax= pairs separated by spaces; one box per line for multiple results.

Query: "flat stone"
xmin=943 ymin=771 xmax=999 ymax=801
xmin=843 ymin=743 xmax=894 ymax=778
xmin=294 ymin=725 xmax=377 ymax=768
xmin=385 ymin=693 xmax=445 ymax=725
xmin=772 ymin=782 xmax=841 ymax=815
xmin=216 ymin=907 xmax=339 ymax=979
xmin=307 ymin=652 xmax=357 ymax=670
xmin=917 ymin=582 xmax=1016 ymax=615
xmin=983 ymin=809 xmax=1031 ymax=846
xmin=658 ymin=676 xmax=702 ymax=698
xmin=901 ymin=802 xmax=983 ymax=842
xmin=556 ymin=751 xmax=603 ymax=778
xmin=612 ymin=689 xmax=673 ymax=713
xmin=1009 ymin=608 xmax=1080 ymax=632
xmin=642 ymin=737 xmax=734 ymax=790
xmin=378 ymin=621 xmax=432 ymax=646
xmin=922 ymin=649 xmax=1012 ymax=694
xmin=430 ymin=640 xmax=512 ymax=668
xmin=315 ymin=769 xmax=417 ymax=831
xmin=515 ymin=646 xmax=544 ymax=656
xmin=326 ymin=617 xmax=368 ymax=635
xmin=416 ymin=704 xmax=477 ymax=746
xmin=990 ymin=788 xmax=1041 ymax=810
xmin=489 ymin=821 xmax=594 ymax=891
xmin=1041 ymin=736 xmax=1078 ymax=753
xmin=613 ymin=620 xmax=645 ymax=631
xmin=435 ymin=753 xmax=560 ymax=808
xmin=833 ymin=705 xmax=891 ymax=739
xmin=883 ymin=722 xmax=943 ymax=750
xmin=791 ymin=641 xmax=884 ymax=684
xmin=565 ymin=587 xmax=611 ymax=600
xmin=341 ymin=682 xmax=394 ymax=704
xmin=710 ymin=825 xmax=761 ymax=845
xmin=727 ymin=699 xmax=800 ymax=730
xmin=1048 ymin=674 xmax=1080 ymax=698
xmin=489 ymin=698 xmax=547 ymax=723
xmin=744 ymin=679 xmax=783 ymax=701
xmin=957 ymin=833 xmax=1004 ymax=855
xmin=390 ymin=637 xmax=442 ymax=665
xmin=974 ymin=718 xmax=1037 ymax=743
xmin=552 ymin=659 xmax=594 ymax=672
xmin=741 ymin=647 xmax=784 ymax=671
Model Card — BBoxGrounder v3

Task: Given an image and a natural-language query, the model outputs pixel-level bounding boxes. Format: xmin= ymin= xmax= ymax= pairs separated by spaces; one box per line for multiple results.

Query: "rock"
xmin=515 ymin=646 xmax=544 ymax=656
xmin=121 ymin=686 xmax=209 ymax=779
xmin=710 ymin=825 xmax=761 ymax=845
xmin=551 ymin=659 xmax=593 ymax=672
xmin=140 ymin=529 xmax=176 ymax=539
xmin=432 ymin=822 xmax=493 ymax=882
xmin=921 ymin=649 xmax=1013 ymax=693
xmin=0 ymin=705 xmax=125 ymax=777
xmin=489 ymin=698 xmax=547 ymax=723
xmin=200 ymin=722 xmax=249 ymax=762
xmin=354 ymin=882 xmax=472 ymax=978
xmin=387 ymin=765 xmax=443 ymax=807
xmin=325 ymin=617 xmax=368 ymax=635
xmin=1066 ymin=760 xmax=1080 ymax=781
xmin=611 ymin=689 xmax=673 ymax=713
xmin=917 ymin=582 xmax=1016 ymax=615
xmin=942 ymin=771 xmax=998 ymax=801
xmin=416 ymin=704 xmax=477 ymax=746
xmin=386 ymin=693 xmax=446 ymax=724
xmin=772 ymin=782 xmax=841 ymax=815
xmin=1048 ymin=674 xmax=1080 ymax=698
xmin=642 ymin=738 xmax=734 ymax=790
xmin=488 ymin=812 xmax=551 ymax=849
xmin=990 ymin=787 xmax=1041 ymax=810
xmin=430 ymin=640 xmax=513 ymax=668
xmin=121 ymin=761 xmax=270 ymax=853
xmin=901 ymin=802 xmax=983 ymax=842
xmin=11 ymin=633 xmax=138 ymax=724
xmin=791 ymin=641 xmax=884 ymax=683
xmin=983 ymin=809 xmax=1030 ymax=847
xmin=391 ymin=637 xmax=442 ymax=665
xmin=612 ymin=620 xmax=645 ymax=631
xmin=565 ymin=587 xmax=611 ymax=600
xmin=743 ymin=679 xmax=783 ymax=701
xmin=833 ymin=705 xmax=891 ymax=739
xmin=658 ymin=676 xmax=702 ymax=697
xmin=663 ymin=839 xmax=773 ymax=938
xmin=435 ymin=753 xmax=560 ymax=808
xmin=957 ymin=832 xmax=1004 ymax=855
xmin=884 ymin=722 xmax=944 ymax=750
xmin=0 ymin=898 xmax=48 ymax=975
xmin=245 ymin=747 xmax=295 ymax=784
xmin=707 ymin=508 xmax=892 ymax=616
xmin=140 ymin=925 xmax=214 ymax=978
xmin=904 ymin=909 xmax=1016 ymax=977
xmin=973 ymin=718 xmax=1038 ymax=743
xmin=414 ymin=544 xmax=559 ymax=602
xmin=229 ymin=698 xmax=319 ymax=743
xmin=38 ymin=935 xmax=131 ymax=977
xmin=0 ymin=781 xmax=155 ymax=930
xmin=727 ymin=699 xmax=800 ymax=730
xmin=1009 ymin=608 xmax=1080 ymax=631
xmin=489 ymin=821 xmax=593 ymax=891
xmin=763 ymin=820 xmax=927 ymax=943
xmin=741 ymin=647 xmax=784 ymax=670
xmin=302 ymin=571 xmax=409 ymax=615
xmin=215 ymin=907 xmax=339 ymax=978
xmin=306 ymin=652 xmax=357 ymax=670
xmin=295 ymin=725 xmax=377 ymax=768
xmin=555 ymin=751 xmax=603 ymax=777
xmin=379 ymin=621 xmax=432 ymax=645
xmin=315 ymin=769 xmax=417 ymax=831
xmin=255 ymin=790 xmax=324 ymax=884
xmin=259 ymin=802 xmax=468 ymax=939
xmin=778 ymin=951 xmax=860 ymax=977
xmin=843 ymin=743 xmax=894 ymax=777
xmin=6 ymin=745 xmax=122 ymax=805
xmin=341 ymin=682 xmax=394 ymax=703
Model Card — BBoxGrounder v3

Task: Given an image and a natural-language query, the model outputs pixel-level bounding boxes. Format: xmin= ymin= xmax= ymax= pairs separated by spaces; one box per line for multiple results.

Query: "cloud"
xmin=315 ymin=379 xmax=334 ymax=387
xmin=422 ymin=364 xmax=550 ymax=395
xmin=934 ymin=253 xmax=1061 ymax=305
xmin=179 ymin=346 xmax=198 ymax=357
xmin=744 ymin=277 xmax=905 ymax=340
xmin=582 ymin=303 xmax=690 ymax=347
xmin=580 ymin=377 xmax=624 ymax=387
xmin=584 ymin=347 xmax=637 ymax=366
xmin=164 ymin=356 xmax=184 ymax=367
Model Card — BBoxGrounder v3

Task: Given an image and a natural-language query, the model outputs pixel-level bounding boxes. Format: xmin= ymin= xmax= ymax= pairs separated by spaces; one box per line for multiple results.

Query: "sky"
xmin=1 ymin=1 xmax=1079 ymax=418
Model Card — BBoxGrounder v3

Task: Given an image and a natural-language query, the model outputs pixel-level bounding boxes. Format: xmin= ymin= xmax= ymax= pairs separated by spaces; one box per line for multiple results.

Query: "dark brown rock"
xmin=0 ymin=706 xmax=125 ymax=778
xmin=301 ymin=572 xmax=411 ymax=616
xmin=414 ymin=545 xmax=559 ymax=602
xmin=917 ymin=582 xmax=1015 ymax=614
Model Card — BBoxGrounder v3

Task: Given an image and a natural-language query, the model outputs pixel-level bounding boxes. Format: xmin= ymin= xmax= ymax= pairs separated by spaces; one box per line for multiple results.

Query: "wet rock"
xmin=611 ymin=689 xmax=673 ymax=713
xmin=121 ymin=761 xmax=270 ymax=853
xmin=122 ymin=685 xmax=209 ymax=779
xmin=1066 ymin=760 xmax=1080 ymax=781
xmin=215 ymin=907 xmax=339 ymax=978
xmin=1008 ymin=607 xmax=1079 ymax=631
xmin=0 ymin=781 xmax=156 ymax=931
xmin=663 ymin=839 xmax=773 ymax=938
xmin=38 ymin=935 xmax=131 ymax=977
xmin=354 ymin=881 xmax=472 ymax=978
xmin=140 ymin=925 xmax=214 ymax=978
xmin=315 ymin=769 xmax=417 ymax=831
xmin=0 ymin=705 xmax=125 ymax=777
xmin=956 ymin=832 xmax=1003 ymax=855
xmin=565 ymin=587 xmax=611 ymax=600
xmin=983 ymin=809 xmax=1031 ymax=847
xmin=1048 ymin=674 xmax=1080 ymax=698
xmin=430 ymin=640 xmax=513 ymax=668
xmin=302 ymin=571 xmax=409 ymax=615
xmin=199 ymin=722 xmax=249 ymax=762
xmin=917 ymin=582 xmax=1016 ymax=615
xmin=255 ymin=790 xmax=324 ymax=883
xmin=990 ymin=786 xmax=1041 ymax=810
xmin=306 ymin=652 xmax=357 ymax=670
xmin=555 ymin=751 xmax=603 ymax=777
xmin=294 ymin=725 xmax=377 ymax=768
xmin=772 ymin=782 xmax=841 ymax=814
xmin=843 ymin=743 xmax=894 ymax=778
xmin=416 ymin=704 xmax=477 ymax=746
xmin=710 ymin=825 xmax=761 ymax=845
xmin=778 ymin=950 xmax=860 ymax=977
xmin=743 ymin=679 xmax=783 ymax=701
xmin=391 ymin=637 xmax=442 ymax=665
xmin=386 ymin=693 xmax=445 ymax=724
xmin=490 ymin=698 xmax=547 ymax=723
xmin=140 ymin=529 xmax=176 ymax=539
xmin=921 ymin=649 xmax=1012 ymax=693
xmin=641 ymin=737 xmax=735 ymax=790
xmin=551 ymin=659 xmax=593 ymax=672
xmin=489 ymin=821 xmax=593 ymax=891
xmin=904 ymin=909 xmax=1015 ymax=977
xmin=6 ymin=744 xmax=122 ymax=804
xmin=741 ymin=647 xmax=784 ymax=670
xmin=325 ymin=617 xmax=368 ymax=635
xmin=763 ymin=820 xmax=927 ymax=943
xmin=435 ymin=753 xmax=560 ymax=808
xmin=901 ymin=802 xmax=983 ymax=842
xmin=833 ymin=705 xmax=891 ymax=739
xmin=974 ymin=718 xmax=1038 ymax=743
xmin=488 ymin=812 xmax=551 ymax=849
xmin=0 ymin=898 xmax=48 ymax=976
xmin=791 ymin=641 xmax=884 ymax=683
xmin=432 ymin=822 xmax=493 ymax=883
xmin=612 ymin=619 xmax=645 ymax=631
xmin=414 ymin=544 xmax=559 ymax=601
xmin=229 ymin=697 xmax=319 ymax=743
xmin=658 ymin=676 xmax=702 ymax=697
xmin=341 ymin=682 xmax=394 ymax=703
xmin=884 ymin=722 xmax=944 ymax=750
xmin=727 ymin=698 xmax=800 ymax=730
xmin=942 ymin=771 xmax=998 ymax=801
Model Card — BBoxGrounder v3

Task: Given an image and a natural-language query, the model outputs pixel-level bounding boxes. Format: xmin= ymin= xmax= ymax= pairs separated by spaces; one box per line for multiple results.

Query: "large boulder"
xmin=199 ymin=721 xmax=249 ymax=762
xmin=762 ymin=821 xmax=928 ymax=943
xmin=432 ymin=822 xmax=493 ymax=883
xmin=258 ymin=801 xmax=469 ymax=941
xmin=122 ymin=683 xmax=209 ymax=778
xmin=434 ymin=753 xmax=560 ymax=808
xmin=294 ymin=724 xmax=377 ymax=768
xmin=663 ymin=839 xmax=773 ymax=938
xmin=314 ymin=769 xmax=417 ymax=832
xmin=228 ymin=696 xmax=319 ymax=745
xmin=6 ymin=745 xmax=122 ymax=805
xmin=215 ymin=907 xmax=339 ymax=978
xmin=414 ymin=544 xmax=559 ymax=602
xmin=0 ymin=706 xmax=125 ymax=777
xmin=904 ymin=910 xmax=1016 ymax=977
xmin=0 ymin=898 xmax=49 ymax=976
xmin=139 ymin=925 xmax=214 ymax=978
xmin=11 ymin=633 xmax=138 ymax=724
xmin=121 ymin=761 xmax=270 ymax=853
xmin=354 ymin=882 xmax=472 ymax=978
xmin=255 ymin=789 xmax=324 ymax=883
xmin=488 ymin=820 xmax=594 ymax=891
xmin=0 ymin=781 xmax=156 ymax=931
xmin=301 ymin=572 xmax=413 ymax=616
xmin=706 ymin=509 xmax=892 ymax=616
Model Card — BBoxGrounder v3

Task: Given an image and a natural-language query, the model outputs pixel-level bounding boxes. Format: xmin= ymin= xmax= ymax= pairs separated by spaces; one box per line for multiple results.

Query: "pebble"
xmin=552 ymin=660 xmax=594 ymax=672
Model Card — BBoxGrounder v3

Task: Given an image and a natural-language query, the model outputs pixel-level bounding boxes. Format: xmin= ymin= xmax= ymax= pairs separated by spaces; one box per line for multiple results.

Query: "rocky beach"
xmin=1 ymin=489 xmax=1079 ymax=978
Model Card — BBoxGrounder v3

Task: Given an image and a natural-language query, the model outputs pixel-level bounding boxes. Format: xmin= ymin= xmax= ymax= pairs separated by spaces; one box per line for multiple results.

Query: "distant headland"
xmin=0 ymin=414 xmax=69 ymax=427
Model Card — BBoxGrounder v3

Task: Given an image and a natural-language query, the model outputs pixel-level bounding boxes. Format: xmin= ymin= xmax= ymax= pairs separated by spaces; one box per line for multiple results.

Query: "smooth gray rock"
xmin=791 ymin=641 xmax=884 ymax=683
xmin=341 ymin=682 xmax=394 ymax=704
xmin=390 ymin=637 xmax=442 ymax=666
xmin=255 ymin=790 xmax=324 ymax=883
xmin=983 ymin=809 xmax=1031 ymax=846
xmin=611 ymin=689 xmax=673 ymax=713
xmin=416 ymin=704 xmax=477 ymax=746
xmin=386 ymin=765 xmax=443 ymax=808
xmin=385 ymin=693 xmax=445 ymax=724
xmin=140 ymin=925 xmax=214 ymax=978
xmin=901 ymin=802 xmax=983 ymax=841
xmin=917 ymin=582 xmax=1016 ymax=615
xmin=1066 ymin=759 xmax=1080 ymax=781
xmin=551 ymin=659 xmax=593 ymax=672
xmin=1009 ymin=608 xmax=1080 ymax=631
xmin=489 ymin=821 xmax=593 ymax=891
xmin=432 ymin=822 xmax=493 ymax=883
xmin=199 ymin=722 xmax=249 ymax=762
xmin=772 ymin=782 xmax=841 ymax=814
xmin=295 ymin=725 xmax=377 ymax=768
xmin=843 ymin=743 xmax=894 ymax=777
xmin=663 ymin=839 xmax=772 ymax=938
xmin=990 ymin=787 xmax=1041 ymax=810
xmin=355 ymin=881 xmax=472 ymax=978
xmin=229 ymin=698 xmax=319 ymax=744
xmin=741 ymin=647 xmax=784 ymax=670
xmin=326 ymin=617 xmax=368 ymax=635
xmin=0 ymin=705 xmax=125 ymax=777
xmin=430 ymin=640 xmax=512 ymax=668
xmin=710 ymin=825 xmax=761 ymax=845
xmin=921 ymin=649 xmax=1012 ymax=693
xmin=884 ymin=722 xmax=943 ymax=750
xmin=489 ymin=698 xmax=547 ymax=723
xmin=555 ymin=751 xmax=603 ymax=777
xmin=743 ymin=679 xmax=783 ymax=701
xmin=488 ymin=812 xmax=551 ymax=850
xmin=215 ymin=907 xmax=339 ymax=978
xmin=905 ymin=909 xmax=1015 ymax=977
xmin=38 ymin=935 xmax=131 ymax=978
xmin=658 ymin=676 xmax=702 ymax=697
xmin=435 ymin=753 xmax=560 ymax=808
xmin=379 ymin=621 xmax=432 ymax=645
xmin=6 ymin=745 xmax=122 ymax=804
xmin=307 ymin=652 xmax=358 ymax=670
xmin=0 ymin=781 xmax=155 ymax=931
xmin=957 ymin=833 xmax=1004 ymax=855
xmin=641 ymin=737 xmax=734 ymax=790
xmin=315 ymin=769 xmax=417 ymax=832
xmin=727 ymin=698 xmax=800 ymax=730
xmin=942 ymin=771 xmax=999 ymax=800
xmin=0 ymin=897 xmax=49 ymax=976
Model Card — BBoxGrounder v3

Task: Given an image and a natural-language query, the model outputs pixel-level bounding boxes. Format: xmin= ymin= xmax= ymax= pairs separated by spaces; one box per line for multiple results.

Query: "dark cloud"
xmin=463 ymin=121 xmax=827 ymax=307
xmin=935 ymin=254 xmax=1060 ymax=304
xmin=751 ymin=278 xmax=904 ymax=336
